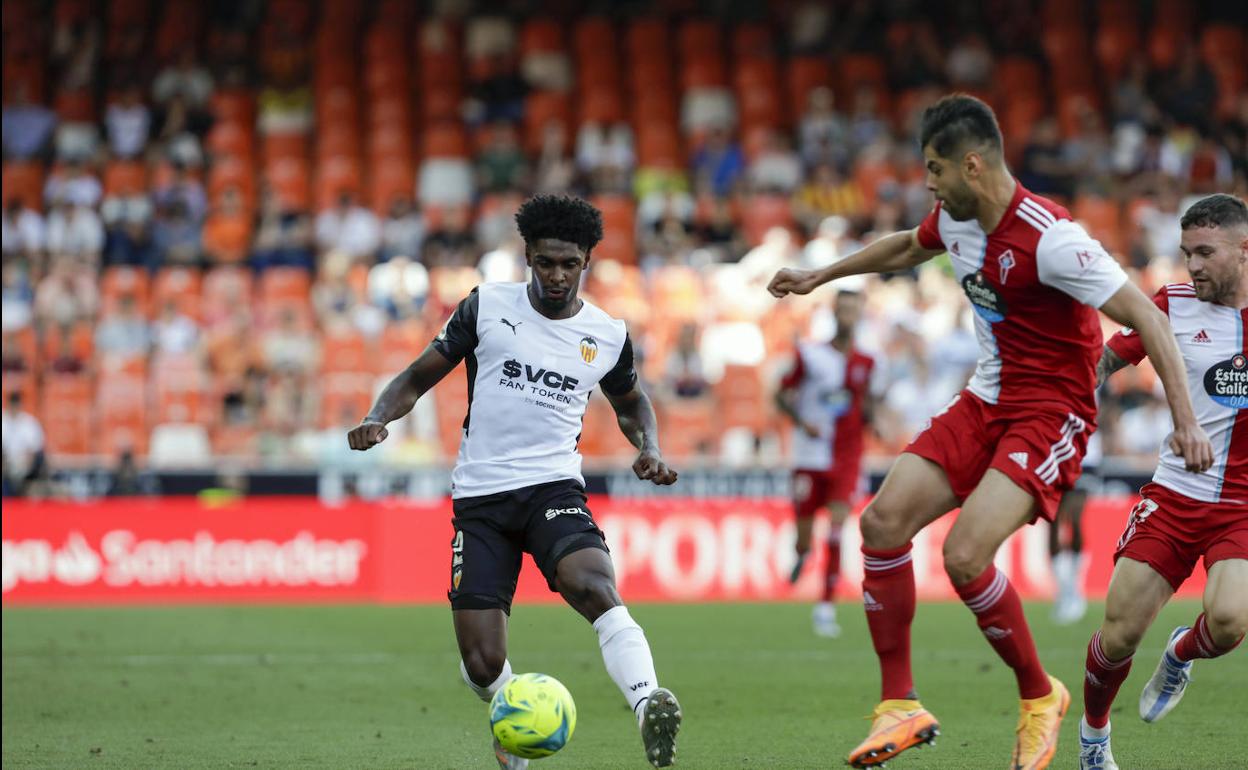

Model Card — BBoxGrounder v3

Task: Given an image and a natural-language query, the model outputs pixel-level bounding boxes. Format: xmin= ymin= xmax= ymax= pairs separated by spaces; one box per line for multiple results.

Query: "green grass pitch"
xmin=3 ymin=600 xmax=1244 ymax=768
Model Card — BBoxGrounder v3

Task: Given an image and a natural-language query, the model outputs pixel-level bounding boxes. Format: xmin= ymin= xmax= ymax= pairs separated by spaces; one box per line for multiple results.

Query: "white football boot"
xmin=1139 ymin=626 xmax=1193 ymax=723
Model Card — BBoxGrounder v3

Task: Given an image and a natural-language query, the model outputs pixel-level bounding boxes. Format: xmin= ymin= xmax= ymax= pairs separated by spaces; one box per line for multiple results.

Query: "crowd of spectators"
xmin=1 ymin=0 xmax=1245 ymax=484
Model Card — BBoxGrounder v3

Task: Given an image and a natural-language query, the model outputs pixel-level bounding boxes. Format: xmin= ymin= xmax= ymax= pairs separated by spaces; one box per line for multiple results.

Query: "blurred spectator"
xmin=468 ymin=54 xmax=529 ymax=125
xmin=946 ymin=32 xmax=993 ymax=89
xmin=369 ymin=255 xmax=429 ymax=320
xmin=695 ymin=197 xmax=746 ymax=261
xmin=1186 ymin=131 xmax=1233 ymax=193
xmin=107 ymin=449 xmax=159 ymax=496
xmin=691 ymin=127 xmax=746 ymax=197
xmin=2 ymin=84 xmax=56 ymax=159
xmin=799 ymin=87 xmax=850 ymax=170
xmin=380 ymin=197 xmax=425 ymax=262
xmin=252 ymin=196 xmax=314 ymax=271
xmin=2 ymin=392 xmax=45 ymax=497
xmin=476 ymin=122 xmax=530 ymax=193
xmin=848 ymin=86 xmax=890 ymax=149
xmin=150 ymin=93 xmax=213 ymax=167
xmin=794 ymin=164 xmax=865 ymax=233
xmin=1130 ymin=183 xmax=1184 ymax=267
xmin=2 ymin=199 xmax=46 ymax=262
xmin=418 ymin=156 xmax=476 ymax=208
xmin=154 ymin=163 xmax=208 ymax=225
xmin=889 ymin=23 xmax=945 ymax=91
xmin=34 ymin=256 xmax=98 ymax=326
xmin=313 ymin=250 xmax=385 ymax=337
xmin=1111 ymin=54 xmax=1154 ymax=126
xmin=43 ymin=159 xmax=101 ymax=208
xmin=1115 ymin=396 xmax=1173 ymax=457
xmin=152 ymin=300 xmax=200 ymax=356
xmin=152 ymin=49 xmax=215 ymax=108
xmin=1063 ymin=100 xmax=1113 ymax=196
xmin=881 ymin=357 xmax=951 ymax=441
xmin=422 ymin=206 xmax=478 ymax=266
xmin=577 ymin=123 xmax=634 ymax=193
xmin=261 ymin=308 xmax=318 ymax=374
xmin=257 ymin=76 xmax=312 ymax=136
xmin=749 ymin=132 xmax=804 ymax=193
xmin=104 ymin=84 xmax=151 ymax=159
xmin=315 ymin=191 xmax=381 ymax=260
xmin=207 ymin=308 xmax=259 ymax=414
xmin=1 ymin=329 xmax=30 ymax=372
xmin=478 ymin=241 xmax=525 ymax=283
xmin=201 ymin=186 xmax=252 ymax=264
xmin=1156 ymin=47 xmax=1219 ymax=130
xmin=46 ymin=326 xmax=87 ymax=374
xmin=95 ymin=294 xmax=151 ymax=358
xmin=151 ymin=200 xmax=203 ymax=266
xmin=103 ymin=209 xmax=158 ymax=269
xmin=46 ymin=203 xmax=105 ymax=261
xmin=1 ymin=262 xmax=35 ymax=332
xmin=802 ymin=215 xmax=862 ymax=269
xmin=663 ymin=322 xmax=709 ymax=398
xmin=1019 ymin=118 xmax=1073 ymax=198
xmin=534 ymin=122 xmax=576 ymax=194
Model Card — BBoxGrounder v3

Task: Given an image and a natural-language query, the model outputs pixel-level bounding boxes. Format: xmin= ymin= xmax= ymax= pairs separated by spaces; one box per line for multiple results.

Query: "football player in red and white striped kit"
xmin=1077 ymin=194 xmax=1248 ymax=770
xmin=769 ymin=94 xmax=1213 ymax=770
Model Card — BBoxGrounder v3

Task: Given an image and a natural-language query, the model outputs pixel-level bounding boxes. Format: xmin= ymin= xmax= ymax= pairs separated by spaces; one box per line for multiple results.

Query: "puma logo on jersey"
xmin=1009 ymin=451 xmax=1029 ymax=470
xmin=500 ymin=318 xmax=522 ymax=334
xmin=1192 ymin=329 xmax=1212 ymax=344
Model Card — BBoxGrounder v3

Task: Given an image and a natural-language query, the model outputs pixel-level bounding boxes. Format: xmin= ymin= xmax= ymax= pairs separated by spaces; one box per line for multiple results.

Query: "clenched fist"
xmin=347 ymin=421 xmax=389 ymax=451
xmin=767 ymin=267 xmax=823 ymax=298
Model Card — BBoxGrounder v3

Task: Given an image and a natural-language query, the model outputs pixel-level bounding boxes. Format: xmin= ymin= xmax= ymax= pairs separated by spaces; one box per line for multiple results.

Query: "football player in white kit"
xmin=1078 ymin=194 xmax=1248 ymax=770
xmin=349 ymin=196 xmax=682 ymax=768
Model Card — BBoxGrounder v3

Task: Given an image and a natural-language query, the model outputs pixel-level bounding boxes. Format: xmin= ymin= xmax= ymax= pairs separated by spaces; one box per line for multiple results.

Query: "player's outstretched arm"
xmin=1099 ymin=284 xmax=1215 ymax=472
xmin=603 ymin=382 xmax=678 ymax=486
xmin=767 ymin=229 xmax=941 ymax=298
xmin=1095 ymin=346 xmax=1130 ymax=388
xmin=347 ymin=346 xmax=458 ymax=450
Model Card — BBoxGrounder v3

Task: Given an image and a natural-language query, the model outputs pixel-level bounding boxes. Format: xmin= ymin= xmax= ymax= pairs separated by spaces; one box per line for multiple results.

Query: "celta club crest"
xmin=997 ymin=249 xmax=1016 ymax=284
xmin=579 ymin=336 xmax=598 ymax=364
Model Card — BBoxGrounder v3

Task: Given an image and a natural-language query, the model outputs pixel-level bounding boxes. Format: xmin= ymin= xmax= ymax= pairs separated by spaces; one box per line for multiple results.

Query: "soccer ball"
xmin=489 ymin=673 xmax=577 ymax=759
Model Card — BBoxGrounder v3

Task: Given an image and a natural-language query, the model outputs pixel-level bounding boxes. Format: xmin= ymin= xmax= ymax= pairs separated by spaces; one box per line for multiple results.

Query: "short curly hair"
xmin=514 ymin=195 xmax=604 ymax=253
xmin=1180 ymin=193 xmax=1248 ymax=231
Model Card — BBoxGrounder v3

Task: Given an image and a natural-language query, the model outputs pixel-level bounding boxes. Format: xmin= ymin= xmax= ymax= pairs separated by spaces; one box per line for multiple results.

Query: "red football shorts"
xmin=1114 ymin=482 xmax=1248 ymax=591
xmin=903 ymin=390 xmax=1090 ymax=522
xmin=794 ymin=466 xmax=860 ymax=518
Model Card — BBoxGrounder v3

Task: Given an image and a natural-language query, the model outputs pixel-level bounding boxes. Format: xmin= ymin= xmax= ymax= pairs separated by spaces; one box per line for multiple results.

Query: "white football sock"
xmin=1072 ymin=552 xmax=1087 ymax=600
xmin=593 ymin=605 xmax=658 ymax=724
xmin=1053 ymin=551 xmax=1074 ymax=600
xmin=1081 ymin=714 xmax=1109 ymax=739
xmin=461 ymin=658 xmax=512 ymax=702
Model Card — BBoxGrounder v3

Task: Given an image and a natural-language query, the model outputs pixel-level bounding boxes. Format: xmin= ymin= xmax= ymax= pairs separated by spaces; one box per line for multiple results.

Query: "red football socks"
xmin=862 ymin=544 xmax=917 ymax=700
xmin=1174 ymin=613 xmax=1245 ymax=661
xmin=954 ymin=564 xmax=1051 ymax=699
xmin=1082 ymin=630 xmax=1133 ymax=729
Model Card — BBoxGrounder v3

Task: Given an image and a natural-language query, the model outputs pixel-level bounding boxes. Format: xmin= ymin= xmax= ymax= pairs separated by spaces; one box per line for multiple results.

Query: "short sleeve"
xmin=1105 ymin=287 xmax=1171 ymax=365
xmin=431 ymin=288 xmax=480 ymax=363
xmin=915 ymin=204 xmax=945 ymax=251
xmin=1035 ymin=220 xmax=1128 ymax=308
xmin=779 ymin=349 xmax=805 ymax=389
xmin=600 ymin=333 xmax=639 ymax=396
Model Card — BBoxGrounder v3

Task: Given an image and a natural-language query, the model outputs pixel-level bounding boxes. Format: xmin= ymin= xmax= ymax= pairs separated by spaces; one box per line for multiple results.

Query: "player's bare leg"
xmin=812 ymin=501 xmax=850 ymax=637
xmin=555 ymin=548 xmax=681 ymax=767
xmin=945 ymin=470 xmax=1068 ymax=770
xmin=848 ymin=453 xmax=956 ymax=767
xmin=789 ymin=514 xmax=816 ymax=583
xmin=1078 ymin=557 xmax=1172 ymax=769
xmin=453 ymin=609 xmax=525 ymax=769
xmin=1141 ymin=558 xmax=1248 ymax=723
xmin=1051 ymin=489 xmax=1089 ymax=624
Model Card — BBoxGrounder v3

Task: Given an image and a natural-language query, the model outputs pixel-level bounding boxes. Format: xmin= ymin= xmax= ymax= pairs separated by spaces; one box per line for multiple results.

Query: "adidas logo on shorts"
xmin=1009 ymin=451 xmax=1029 ymax=470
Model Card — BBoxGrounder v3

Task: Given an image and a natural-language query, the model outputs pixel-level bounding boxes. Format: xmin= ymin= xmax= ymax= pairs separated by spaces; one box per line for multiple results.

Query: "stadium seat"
xmin=101 ymin=265 xmax=152 ymax=317
xmin=206 ymin=121 xmax=256 ymax=162
xmin=590 ymin=194 xmax=638 ymax=265
xmin=103 ymin=161 xmax=149 ymax=197
xmin=369 ymin=160 xmax=416 ymax=214
xmin=40 ymin=374 xmax=94 ymax=457
xmin=423 ymin=123 xmax=470 ymax=159
xmin=787 ymin=56 xmax=832 ymax=119
xmin=678 ymin=19 xmax=721 ymax=59
xmin=1073 ymin=195 xmax=1126 ymax=256
xmin=377 ymin=319 xmax=431 ymax=374
xmin=626 ymin=18 xmax=667 ymax=62
xmin=319 ymin=373 xmax=376 ymax=429
xmin=151 ymin=266 xmax=203 ymax=320
xmin=1200 ymin=24 xmax=1245 ymax=69
xmin=210 ymin=89 xmax=256 ymax=126
xmin=573 ymin=17 xmax=615 ymax=60
xmin=208 ymin=156 xmax=256 ymax=211
xmin=577 ymin=89 xmax=625 ymax=126
xmin=740 ymin=195 xmax=794 ymax=245
xmin=1095 ymin=24 xmax=1139 ymax=79
xmin=656 ymin=397 xmax=715 ymax=460
xmin=151 ymin=355 xmax=209 ymax=424
xmin=636 ymin=124 xmax=683 ymax=169
xmin=577 ymin=393 xmax=637 ymax=459
xmin=732 ymin=21 xmax=774 ymax=58
xmin=315 ymin=155 xmax=363 ymax=211
xmin=202 ymin=266 xmax=254 ymax=325
xmin=1 ymin=161 xmax=45 ymax=210
xmin=97 ymin=373 xmax=148 ymax=457
xmin=265 ymin=157 xmax=312 ymax=210
xmin=263 ymin=133 xmax=309 ymax=165
xmin=259 ymin=267 xmax=311 ymax=305
xmin=321 ymin=328 xmax=372 ymax=375
xmin=520 ymin=19 xmax=563 ymax=55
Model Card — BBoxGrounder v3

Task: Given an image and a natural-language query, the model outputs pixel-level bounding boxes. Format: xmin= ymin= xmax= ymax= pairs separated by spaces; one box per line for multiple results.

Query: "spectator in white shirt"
xmin=105 ymin=84 xmax=151 ymax=158
xmin=315 ymin=191 xmax=381 ymax=260
xmin=152 ymin=49 xmax=214 ymax=108
xmin=152 ymin=300 xmax=200 ymax=356
xmin=46 ymin=204 xmax=105 ymax=261
xmin=380 ymin=196 xmax=424 ymax=261
xmin=35 ymin=255 xmax=98 ymax=327
xmin=748 ymin=131 xmax=804 ymax=193
xmin=43 ymin=159 xmax=102 ymax=209
xmin=2 ymin=200 xmax=46 ymax=261
xmin=2 ymin=391 xmax=45 ymax=496
xmin=95 ymin=294 xmax=151 ymax=359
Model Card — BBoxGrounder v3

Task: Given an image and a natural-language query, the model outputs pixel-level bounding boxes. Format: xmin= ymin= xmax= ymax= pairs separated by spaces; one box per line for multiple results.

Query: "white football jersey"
xmin=432 ymin=282 xmax=635 ymax=499
xmin=1107 ymin=283 xmax=1247 ymax=504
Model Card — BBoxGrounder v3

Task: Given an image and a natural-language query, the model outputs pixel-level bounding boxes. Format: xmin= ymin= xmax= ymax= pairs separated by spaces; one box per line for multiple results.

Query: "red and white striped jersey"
xmin=1107 ymin=284 xmax=1247 ymax=504
xmin=779 ymin=341 xmax=882 ymax=471
xmin=916 ymin=183 xmax=1128 ymax=422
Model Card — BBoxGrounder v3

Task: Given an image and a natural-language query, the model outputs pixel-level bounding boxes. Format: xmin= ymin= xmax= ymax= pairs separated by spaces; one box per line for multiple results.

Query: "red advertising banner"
xmin=1 ymin=495 xmax=1207 ymax=605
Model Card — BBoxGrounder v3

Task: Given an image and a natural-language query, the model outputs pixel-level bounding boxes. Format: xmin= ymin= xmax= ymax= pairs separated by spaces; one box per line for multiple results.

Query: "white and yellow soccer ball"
xmin=489 ymin=673 xmax=577 ymax=759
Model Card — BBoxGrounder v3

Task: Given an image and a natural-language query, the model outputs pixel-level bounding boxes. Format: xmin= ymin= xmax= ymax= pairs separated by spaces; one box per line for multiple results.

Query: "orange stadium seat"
xmin=377 ymin=319 xmax=431 ymax=374
xmin=591 ymin=194 xmax=638 ymax=265
xmin=150 ymin=355 xmax=209 ymax=424
xmin=787 ymin=56 xmax=832 ymax=119
xmin=636 ymin=125 xmax=683 ymax=169
xmin=259 ymin=267 xmax=311 ymax=305
xmin=1096 ymin=25 xmax=1139 ymax=80
xmin=211 ymin=89 xmax=255 ymax=126
xmin=40 ymin=321 xmax=93 ymax=365
xmin=681 ymin=53 xmax=727 ymax=90
xmin=208 ymin=156 xmax=256 ymax=210
xmin=678 ymin=19 xmax=721 ymax=59
xmin=578 ymin=89 xmax=625 ymax=126
xmin=201 ymin=266 xmax=254 ymax=324
xmin=370 ymin=93 xmax=414 ymax=132
xmin=319 ymin=373 xmax=376 ymax=429
xmin=97 ymin=372 xmax=149 ymax=457
xmin=2 ymin=161 xmax=45 ymax=209
xmin=1074 ymin=195 xmax=1126 ymax=256
xmin=369 ymin=161 xmax=415 ymax=213
xmin=740 ymin=195 xmax=794 ymax=245
xmin=101 ymin=265 xmax=152 ymax=316
xmin=317 ymin=124 xmax=361 ymax=161
xmin=423 ymin=123 xmax=470 ymax=158
xmin=318 ymin=86 xmax=360 ymax=128
xmin=263 ymin=133 xmax=309 ymax=164
xmin=732 ymin=22 xmax=774 ymax=58
xmin=103 ymin=161 xmax=149 ymax=197
xmin=265 ymin=157 xmax=312 ymax=210
xmin=626 ymin=18 xmax=667 ymax=61
xmin=151 ymin=266 xmax=203 ymax=320
xmin=206 ymin=121 xmax=256 ymax=162
xmin=1200 ymin=24 xmax=1246 ymax=69
xmin=574 ymin=17 xmax=615 ymax=60
xmin=40 ymin=374 xmax=94 ymax=457
xmin=838 ymin=53 xmax=887 ymax=95
xmin=577 ymin=52 xmax=622 ymax=93
xmin=321 ymin=328 xmax=372 ymax=375
xmin=1 ymin=371 xmax=37 ymax=412
xmin=657 ymin=397 xmax=715 ymax=460
xmin=316 ymin=155 xmax=363 ymax=210
xmin=521 ymin=19 xmax=564 ymax=55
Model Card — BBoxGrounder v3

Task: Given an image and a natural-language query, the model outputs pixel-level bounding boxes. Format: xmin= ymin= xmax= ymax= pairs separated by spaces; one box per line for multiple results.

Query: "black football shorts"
xmin=447 ymin=479 xmax=608 ymax=613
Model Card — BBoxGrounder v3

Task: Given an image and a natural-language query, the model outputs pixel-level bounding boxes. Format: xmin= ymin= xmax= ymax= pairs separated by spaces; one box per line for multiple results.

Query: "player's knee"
xmin=462 ymin=647 xmax=507 ymax=687
xmin=859 ymin=503 xmax=909 ymax=549
xmin=1100 ymin=616 xmax=1147 ymax=658
xmin=559 ymin=569 xmax=619 ymax=616
xmin=1206 ymin=605 xmax=1248 ymax=649
xmin=942 ymin=539 xmax=990 ymax=586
